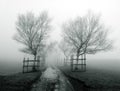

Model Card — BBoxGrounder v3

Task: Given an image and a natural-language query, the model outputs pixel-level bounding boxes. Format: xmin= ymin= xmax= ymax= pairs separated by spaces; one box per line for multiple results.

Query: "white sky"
xmin=0 ymin=0 xmax=120 ymax=65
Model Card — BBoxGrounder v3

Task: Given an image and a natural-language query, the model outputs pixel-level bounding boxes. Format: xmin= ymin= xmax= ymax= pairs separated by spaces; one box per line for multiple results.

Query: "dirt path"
xmin=55 ymin=67 xmax=74 ymax=91
xmin=31 ymin=67 xmax=74 ymax=91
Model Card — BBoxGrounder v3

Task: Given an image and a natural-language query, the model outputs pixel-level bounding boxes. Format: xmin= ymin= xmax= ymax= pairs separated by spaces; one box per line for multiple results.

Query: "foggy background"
xmin=0 ymin=0 xmax=120 ymax=75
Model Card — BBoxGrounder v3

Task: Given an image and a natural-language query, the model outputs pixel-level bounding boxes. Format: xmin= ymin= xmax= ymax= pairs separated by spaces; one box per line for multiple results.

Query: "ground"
xmin=1 ymin=66 xmax=120 ymax=91
xmin=60 ymin=65 xmax=120 ymax=90
xmin=0 ymin=72 xmax=41 ymax=91
xmin=31 ymin=67 xmax=74 ymax=91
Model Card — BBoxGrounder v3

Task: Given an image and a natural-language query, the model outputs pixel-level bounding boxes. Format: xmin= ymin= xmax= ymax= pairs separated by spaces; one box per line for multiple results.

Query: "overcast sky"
xmin=0 ymin=0 xmax=120 ymax=67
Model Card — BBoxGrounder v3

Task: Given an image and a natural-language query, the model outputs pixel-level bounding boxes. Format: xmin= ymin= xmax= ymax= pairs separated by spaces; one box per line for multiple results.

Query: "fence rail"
xmin=64 ymin=54 xmax=86 ymax=72
xmin=23 ymin=58 xmax=40 ymax=73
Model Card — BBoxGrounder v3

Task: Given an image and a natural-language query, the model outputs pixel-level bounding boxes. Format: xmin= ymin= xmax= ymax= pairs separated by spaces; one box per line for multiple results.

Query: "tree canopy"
xmin=14 ymin=11 xmax=51 ymax=60
xmin=62 ymin=12 xmax=112 ymax=57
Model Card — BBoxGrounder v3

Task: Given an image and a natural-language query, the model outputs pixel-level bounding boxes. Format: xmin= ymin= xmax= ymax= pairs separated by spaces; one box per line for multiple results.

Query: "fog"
xmin=0 ymin=0 xmax=120 ymax=74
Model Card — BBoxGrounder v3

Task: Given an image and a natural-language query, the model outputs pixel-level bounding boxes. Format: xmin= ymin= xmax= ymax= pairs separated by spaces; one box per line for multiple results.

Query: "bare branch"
xmin=14 ymin=11 xmax=51 ymax=59
xmin=62 ymin=11 xmax=112 ymax=58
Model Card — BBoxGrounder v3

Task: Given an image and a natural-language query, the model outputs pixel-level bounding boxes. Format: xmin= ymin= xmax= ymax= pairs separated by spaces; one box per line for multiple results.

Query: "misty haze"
xmin=0 ymin=0 xmax=120 ymax=91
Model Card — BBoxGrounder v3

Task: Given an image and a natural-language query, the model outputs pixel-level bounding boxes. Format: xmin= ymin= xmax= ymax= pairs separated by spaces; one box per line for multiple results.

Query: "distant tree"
xmin=14 ymin=11 xmax=51 ymax=60
xmin=62 ymin=12 xmax=112 ymax=65
xmin=39 ymin=42 xmax=57 ymax=65
xmin=42 ymin=42 xmax=57 ymax=57
xmin=46 ymin=42 xmax=57 ymax=52
xmin=59 ymin=40 xmax=72 ymax=59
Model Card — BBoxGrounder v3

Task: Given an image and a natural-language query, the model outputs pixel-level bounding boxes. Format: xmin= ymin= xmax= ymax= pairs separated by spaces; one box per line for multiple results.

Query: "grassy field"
xmin=61 ymin=66 xmax=120 ymax=90
xmin=0 ymin=72 xmax=41 ymax=91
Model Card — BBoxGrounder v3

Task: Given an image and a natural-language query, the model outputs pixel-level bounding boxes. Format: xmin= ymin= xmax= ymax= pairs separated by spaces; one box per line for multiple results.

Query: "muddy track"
xmin=60 ymin=70 xmax=94 ymax=91
xmin=66 ymin=74 xmax=93 ymax=91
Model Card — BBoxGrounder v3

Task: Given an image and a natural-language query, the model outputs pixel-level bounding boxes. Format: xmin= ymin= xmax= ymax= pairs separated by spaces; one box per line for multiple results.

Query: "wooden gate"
xmin=23 ymin=58 xmax=40 ymax=73
xmin=70 ymin=54 xmax=86 ymax=72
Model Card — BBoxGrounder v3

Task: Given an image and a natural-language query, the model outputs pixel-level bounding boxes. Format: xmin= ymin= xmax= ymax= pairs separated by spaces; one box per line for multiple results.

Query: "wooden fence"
xmin=71 ymin=54 xmax=86 ymax=72
xmin=23 ymin=58 xmax=40 ymax=73
xmin=64 ymin=54 xmax=86 ymax=72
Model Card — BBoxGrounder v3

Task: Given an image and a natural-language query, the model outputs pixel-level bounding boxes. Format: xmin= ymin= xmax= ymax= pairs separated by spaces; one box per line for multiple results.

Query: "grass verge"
xmin=0 ymin=72 xmax=41 ymax=91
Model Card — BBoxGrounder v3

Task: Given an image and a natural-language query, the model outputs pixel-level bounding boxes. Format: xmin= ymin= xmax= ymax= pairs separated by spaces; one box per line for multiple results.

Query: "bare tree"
xmin=59 ymin=40 xmax=72 ymax=59
xmin=14 ymin=11 xmax=51 ymax=61
xmin=59 ymin=40 xmax=73 ymax=65
xmin=40 ymin=42 xmax=57 ymax=57
xmin=39 ymin=42 xmax=57 ymax=66
xmin=62 ymin=12 xmax=112 ymax=65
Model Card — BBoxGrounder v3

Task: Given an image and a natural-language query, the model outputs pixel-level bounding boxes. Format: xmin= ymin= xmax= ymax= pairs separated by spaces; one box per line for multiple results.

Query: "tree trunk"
xmin=75 ymin=51 xmax=79 ymax=70
xmin=32 ymin=54 xmax=37 ymax=71
xmin=34 ymin=54 xmax=36 ymax=60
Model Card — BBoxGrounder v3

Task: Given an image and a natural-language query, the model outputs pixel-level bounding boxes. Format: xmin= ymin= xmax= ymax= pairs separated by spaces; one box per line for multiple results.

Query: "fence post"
xmin=84 ymin=54 xmax=86 ymax=71
xmin=37 ymin=56 xmax=40 ymax=70
xmin=23 ymin=58 xmax=25 ymax=73
xmin=37 ymin=60 xmax=39 ymax=70
xmin=84 ymin=54 xmax=86 ymax=64
xmin=39 ymin=60 xmax=40 ymax=70
xmin=81 ymin=54 xmax=82 ymax=70
xmin=27 ymin=58 xmax=29 ymax=72
xmin=71 ymin=55 xmax=73 ymax=71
